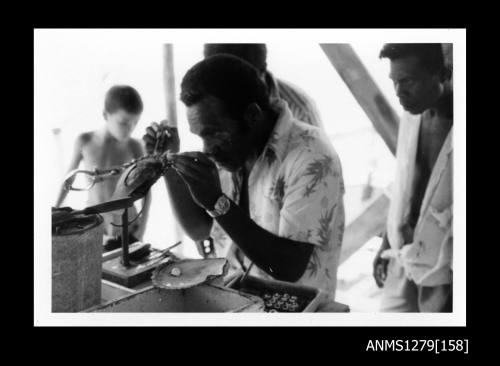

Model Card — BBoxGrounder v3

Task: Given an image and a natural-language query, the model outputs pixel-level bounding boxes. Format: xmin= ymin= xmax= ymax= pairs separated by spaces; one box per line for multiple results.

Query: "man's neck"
xmin=245 ymin=109 xmax=279 ymax=171
xmin=427 ymin=84 xmax=453 ymax=122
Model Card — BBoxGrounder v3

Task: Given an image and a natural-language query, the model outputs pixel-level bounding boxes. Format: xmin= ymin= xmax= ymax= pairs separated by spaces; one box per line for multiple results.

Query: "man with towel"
xmin=373 ymin=44 xmax=453 ymax=312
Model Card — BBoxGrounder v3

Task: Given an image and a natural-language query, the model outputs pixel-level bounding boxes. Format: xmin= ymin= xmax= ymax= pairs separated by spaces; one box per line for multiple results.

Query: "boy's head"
xmin=103 ymin=85 xmax=143 ymax=141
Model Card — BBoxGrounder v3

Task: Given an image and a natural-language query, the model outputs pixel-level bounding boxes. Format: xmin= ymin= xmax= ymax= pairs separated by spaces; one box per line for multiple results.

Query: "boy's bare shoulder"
xmin=76 ymin=131 xmax=96 ymax=146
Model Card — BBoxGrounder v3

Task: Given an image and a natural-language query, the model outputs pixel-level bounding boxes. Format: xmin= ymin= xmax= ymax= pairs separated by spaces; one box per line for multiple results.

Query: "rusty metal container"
xmin=52 ymin=213 xmax=103 ymax=312
xmin=87 ymin=284 xmax=264 ymax=312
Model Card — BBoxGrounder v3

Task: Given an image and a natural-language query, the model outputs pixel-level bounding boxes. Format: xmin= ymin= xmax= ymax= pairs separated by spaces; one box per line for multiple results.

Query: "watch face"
xmin=215 ymin=195 xmax=230 ymax=215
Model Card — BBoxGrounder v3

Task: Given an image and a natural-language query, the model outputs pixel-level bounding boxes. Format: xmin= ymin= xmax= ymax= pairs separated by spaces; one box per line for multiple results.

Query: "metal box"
xmin=87 ymin=283 xmax=264 ymax=312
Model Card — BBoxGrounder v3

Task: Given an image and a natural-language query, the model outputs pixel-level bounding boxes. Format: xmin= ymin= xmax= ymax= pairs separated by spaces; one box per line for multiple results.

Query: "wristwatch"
xmin=206 ymin=194 xmax=231 ymax=218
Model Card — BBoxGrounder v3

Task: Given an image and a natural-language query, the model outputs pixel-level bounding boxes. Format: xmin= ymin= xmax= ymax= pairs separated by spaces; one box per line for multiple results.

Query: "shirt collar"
xmin=260 ymin=99 xmax=294 ymax=165
xmin=264 ymin=71 xmax=279 ymax=98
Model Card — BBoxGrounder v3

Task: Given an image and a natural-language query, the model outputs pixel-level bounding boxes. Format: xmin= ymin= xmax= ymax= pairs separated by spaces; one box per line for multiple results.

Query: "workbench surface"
xmin=100 ymin=280 xmax=349 ymax=312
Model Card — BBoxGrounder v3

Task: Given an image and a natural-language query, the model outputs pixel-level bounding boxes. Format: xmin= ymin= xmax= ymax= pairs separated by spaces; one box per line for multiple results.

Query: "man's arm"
xmin=54 ymin=134 xmax=85 ymax=207
xmin=173 ymin=152 xmax=315 ymax=282
xmin=163 ymin=168 xmax=213 ymax=241
xmin=373 ymin=232 xmax=390 ymax=288
xmin=214 ymin=198 xmax=314 ymax=282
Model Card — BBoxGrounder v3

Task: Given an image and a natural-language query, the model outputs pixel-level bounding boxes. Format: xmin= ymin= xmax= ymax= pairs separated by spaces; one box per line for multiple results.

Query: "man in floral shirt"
xmin=143 ymin=54 xmax=345 ymax=297
xmin=211 ymin=98 xmax=345 ymax=295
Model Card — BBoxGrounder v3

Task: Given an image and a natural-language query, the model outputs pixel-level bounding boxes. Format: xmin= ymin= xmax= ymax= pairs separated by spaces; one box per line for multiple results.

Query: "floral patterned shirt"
xmin=210 ymin=100 xmax=345 ymax=296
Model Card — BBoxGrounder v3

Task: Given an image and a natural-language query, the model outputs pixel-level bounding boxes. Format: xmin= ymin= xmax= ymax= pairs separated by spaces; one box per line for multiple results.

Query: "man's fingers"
xmin=174 ymin=161 xmax=214 ymax=181
xmin=174 ymin=156 xmax=212 ymax=168
xmin=373 ymin=259 xmax=387 ymax=288
xmin=151 ymin=122 xmax=161 ymax=132
xmin=373 ymin=262 xmax=381 ymax=287
xmin=143 ymin=134 xmax=156 ymax=145
xmin=172 ymin=167 xmax=194 ymax=187
xmin=162 ymin=126 xmax=173 ymax=138
xmin=175 ymin=168 xmax=202 ymax=190
xmin=174 ymin=169 xmax=190 ymax=186
xmin=374 ymin=265 xmax=384 ymax=288
xmin=144 ymin=123 xmax=181 ymax=153
xmin=143 ymin=135 xmax=157 ymax=154
xmin=174 ymin=152 xmax=213 ymax=167
xmin=381 ymin=260 xmax=389 ymax=281
xmin=173 ymin=161 xmax=208 ymax=181
xmin=145 ymin=126 xmax=158 ymax=138
xmin=381 ymin=272 xmax=387 ymax=282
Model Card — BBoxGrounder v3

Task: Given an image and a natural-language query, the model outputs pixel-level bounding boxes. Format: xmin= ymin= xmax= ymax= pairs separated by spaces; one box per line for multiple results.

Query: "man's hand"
xmin=373 ymin=235 xmax=391 ymax=288
xmin=143 ymin=121 xmax=180 ymax=155
xmin=172 ymin=152 xmax=223 ymax=211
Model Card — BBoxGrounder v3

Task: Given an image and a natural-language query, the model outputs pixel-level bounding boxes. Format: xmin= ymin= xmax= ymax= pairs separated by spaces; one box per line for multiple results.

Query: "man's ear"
xmin=439 ymin=67 xmax=452 ymax=83
xmin=243 ymin=103 xmax=263 ymax=128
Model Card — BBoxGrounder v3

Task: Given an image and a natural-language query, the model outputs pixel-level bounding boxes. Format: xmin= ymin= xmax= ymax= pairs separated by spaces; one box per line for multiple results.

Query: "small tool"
xmin=240 ymin=262 xmax=254 ymax=284
xmin=52 ymin=197 xmax=134 ymax=226
xmin=140 ymin=240 xmax=182 ymax=266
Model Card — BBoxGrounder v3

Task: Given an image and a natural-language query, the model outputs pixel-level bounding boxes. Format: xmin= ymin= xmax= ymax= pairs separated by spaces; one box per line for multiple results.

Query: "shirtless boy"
xmin=55 ymin=85 xmax=151 ymax=250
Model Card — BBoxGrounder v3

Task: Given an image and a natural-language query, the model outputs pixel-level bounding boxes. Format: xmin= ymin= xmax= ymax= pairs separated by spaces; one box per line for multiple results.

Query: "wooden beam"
xmin=339 ymin=193 xmax=389 ymax=265
xmin=162 ymin=44 xmax=177 ymax=127
xmin=161 ymin=44 xmax=185 ymax=247
xmin=442 ymin=43 xmax=453 ymax=73
xmin=442 ymin=43 xmax=453 ymax=88
xmin=320 ymin=44 xmax=399 ymax=155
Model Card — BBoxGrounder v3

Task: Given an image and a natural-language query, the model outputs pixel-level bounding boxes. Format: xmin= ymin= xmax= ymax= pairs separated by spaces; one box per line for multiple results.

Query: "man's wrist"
xmin=204 ymin=191 xmax=223 ymax=210
xmin=206 ymin=194 xmax=231 ymax=218
xmin=164 ymin=168 xmax=183 ymax=184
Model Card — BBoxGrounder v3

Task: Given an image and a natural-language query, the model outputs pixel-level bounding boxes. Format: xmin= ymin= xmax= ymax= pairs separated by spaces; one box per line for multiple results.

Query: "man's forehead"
xmin=389 ymin=56 xmax=426 ymax=77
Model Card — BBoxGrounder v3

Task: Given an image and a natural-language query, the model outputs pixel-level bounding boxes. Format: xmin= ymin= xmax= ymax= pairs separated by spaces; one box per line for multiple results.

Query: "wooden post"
xmin=121 ymin=208 xmax=130 ymax=267
xmin=163 ymin=44 xmax=177 ymax=128
xmin=320 ymin=44 xmax=399 ymax=155
xmin=442 ymin=43 xmax=453 ymax=73
xmin=442 ymin=43 xmax=453 ymax=88
xmin=161 ymin=43 xmax=184 ymax=248
xmin=339 ymin=193 xmax=390 ymax=265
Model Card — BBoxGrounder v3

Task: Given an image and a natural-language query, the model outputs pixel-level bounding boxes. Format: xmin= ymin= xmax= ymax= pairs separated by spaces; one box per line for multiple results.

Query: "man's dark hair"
xmin=180 ymin=54 xmax=271 ymax=120
xmin=379 ymin=43 xmax=447 ymax=74
xmin=104 ymin=85 xmax=143 ymax=114
xmin=203 ymin=44 xmax=267 ymax=72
